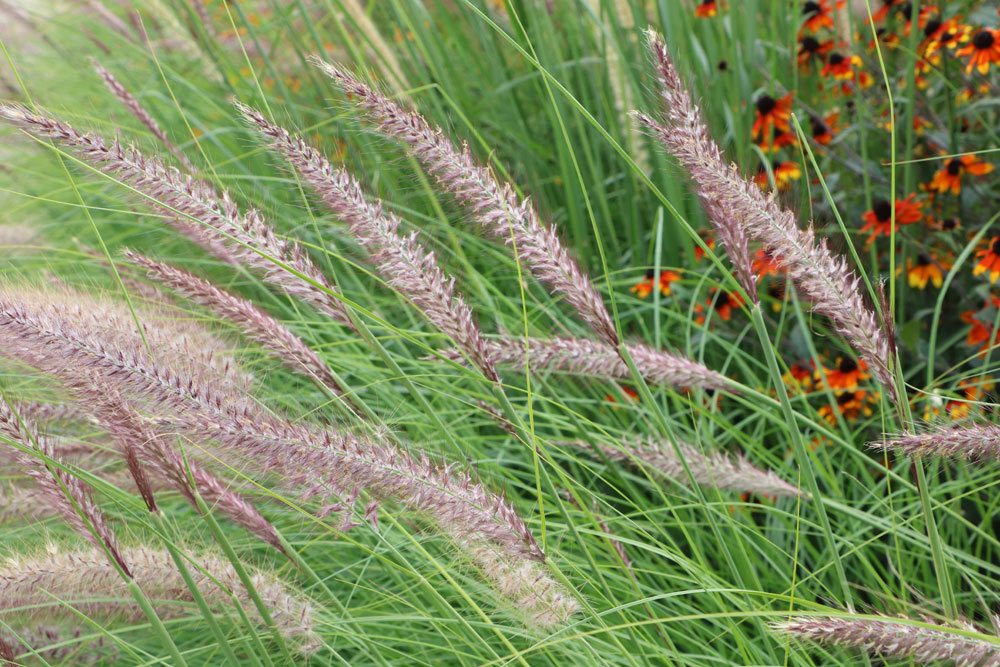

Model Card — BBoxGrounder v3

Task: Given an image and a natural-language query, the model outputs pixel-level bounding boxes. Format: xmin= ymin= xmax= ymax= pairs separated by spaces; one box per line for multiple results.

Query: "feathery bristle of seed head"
xmin=0 ymin=287 xmax=553 ymax=604
xmin=0 ymin=104 xmax=351 ymax=327
xmin=776 ymin=615 xmax=1000 ymax=666
xmin=0 ymin=289 xmax=252 ymax=418
xmin=313 ymin=59 xmax=619 ymax=348
xmin=123 ymin=250 xmax=344 ymax=395
xmin=0 ymin=624 xmax=117 ymax=664
xmin=439 ymin=336 xmax=732 ymax=392
xmin=84 ymin=390 xmax=284 ymax=551
xmin=639 ymin=31 xmax=757 ymax=301
xmin=566 ymin=437 xmax=801 ymax=498
xmin=0 ymin=545 xmax=318 ymax=652
xmin=235 ymin=102 xmax=499 ymax=382
xmin=0 ymin=400 xmax=128 ymax=575
xmin=637 ymin=30 xmax=894 ymax=395
xmin=872 ymin=423 xmax=1000 ymax=461
xmin=0 ymin=104 xmax=235 ymax=265
xmin=466 ymin=539 xmax=579 ymax=628
xmin=91 ymin=60 xmax=194 ymax=171
xmin=0 ymin=483 xmax=60 ymax=524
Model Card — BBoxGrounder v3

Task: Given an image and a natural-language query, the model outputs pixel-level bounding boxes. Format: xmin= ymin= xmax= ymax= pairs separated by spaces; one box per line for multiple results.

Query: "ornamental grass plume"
xmin=636 ymin=29 xmax=895 ymax=394
xmin=92 ymin=60 xmax=194 ymax=171
xmin=0 ymin=483 xmax=58 ymax=524
xmin=440 ymin=335 xmax=732 ymax=391
xmin=871 ymin=423 xmax=1000 ymax=461
xmin=0 ymin=400 xmax=128 ymax=574
xmin=777 ymin=615 xmax=1000 ymax=666
xmin=87 ymin=392 xmax=284 ymax=551
xmin=315 ymin=59 xmax=619 ymax=348
xmin=0 ymin=104 xmax=351 ymax=327
xmin=236 ymin=102 xmax=499 ymax=382
xmin=0 ymin=287 xmax=576 ymax=625
xmin=0 ymin=105 xmax=234 ymax=267
xmin=123 ymin=250 xmax=345 ymax=395
xmin=0 ymin=624 xmax=116 ymax=664
xmin=0 ymin=545 xmax=319 ymax=652
xmin=630 ymin=38 xmax=755 ymax=299
xmin=565 ymin=437 xmax=801 ymax=498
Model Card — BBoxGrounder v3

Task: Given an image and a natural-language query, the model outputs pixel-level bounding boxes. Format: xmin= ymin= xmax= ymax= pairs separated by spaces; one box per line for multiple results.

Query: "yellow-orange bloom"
xmin=973 ymin=237 xmax=1000 ymax=283
xmin=956 ymin=29 xmax=1000 ymax=74
xmin=928 ymin=154 xmax=993 ymax=195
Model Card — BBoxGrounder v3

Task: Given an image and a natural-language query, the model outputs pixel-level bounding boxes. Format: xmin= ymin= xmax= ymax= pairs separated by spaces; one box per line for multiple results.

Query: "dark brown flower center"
xmin=801 ymin=36 xmax=821 ymax=53
xmin=873 ymin=199 xmax=892 ymax=222
xmin=829 ymin=52 xmax=845 ymax=66
xmin=837 ymin=392 xmax=856 ymax=406
xmin=947 ymin=159 xmax=963 ymax=175
xmin=973 ymin=30 xmax=995 ymax=50
xmin=645 ymin=268 xmax=656 ymax=280
xmin=802 ymin=1 xmax=821 ymax=15
xmin=756 ymin=95 xmax=777 ymax=115
xmin=811 ymin=116 xmax=828 ymax=135
xmin=941 ymin=217 xmax=958 ymax=230
xmin=923 ymin=18 xmax=941 ymax=38
xmin=991 ymin=237 xmax=1000 ymax=255
xmin=916 ymin=254 xmax=931 ymax=266
xmin=838 ymin=358 xmax=858 ymax=374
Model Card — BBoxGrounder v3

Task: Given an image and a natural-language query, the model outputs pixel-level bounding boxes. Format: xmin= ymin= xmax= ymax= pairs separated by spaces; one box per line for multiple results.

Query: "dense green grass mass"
xmin=0 ymin=1 xmax=998 ymax=665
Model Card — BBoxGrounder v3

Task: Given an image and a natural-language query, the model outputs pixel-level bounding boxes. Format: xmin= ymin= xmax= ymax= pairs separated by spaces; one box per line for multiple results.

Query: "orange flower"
xmin=924 ymin=19 xmax=971 ymax=56
xmin=860 ymin=195 xmax=923 ymax=241
xmin=906 ymin=253 xmax=949 ymax=289
xmin=630 ymin=269 xmax=681 ymax=298
xmin=694 ymin=0 xmax=718 ymax=18
xmin=810 ymin=112 xmax=839 ymax=145
xmin=695 ymin=290 xmax=743 ymax=325
xmin=752 ymin=249 xmax=784 ymax=278
xmin=961 ymin=298 xmax=1000 ymax=352
xmin=928 ymin=154 xmax=994 ymax=195
xmin=605 ymin=386 xmax=639 ymax=406
xmin=820 ymin=357 xmax=869 ymax=390
xmin=956 ymin=28 xmax=1000 ymax=74
xmin=657 ymin=270 xmax=681 ymax=295
xmin=962 ymin=311 xmax=990 ymax=349
xmin=755 ymin=161 xmax=801 ymax=191
xmin=944 ymin=377 xmax=993 ymax=420
xmin=798 ymin=35 xmax=834 ymax=66
xmin=757 ymin=130 xmax=798 ymax=153
xmin=693 ymin=231 xmax=715 ymax=261
xmin=821 ymin=53 xmax=870 ymax=86
xmin=946 ymin=398 xmax=972 ymax=420
xmin=917 ymin=10 xmax=945 ymax=42
xmin=907 ymin=5 xmax=941 ymax=37
xmin=819 ymin=390 xmax=875 ymax=424
xmin=751 ymin=93 xmax=793 ymax=142
xmin=783 ymin=362 xmax=814 ymax=393
xmin=801 ymin=0 xmax=842 ymax=33
xmin=974 ymin=237 xmax=1000 ymax=283
xmin=630 ymin=272 xmax=655 ymax=299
